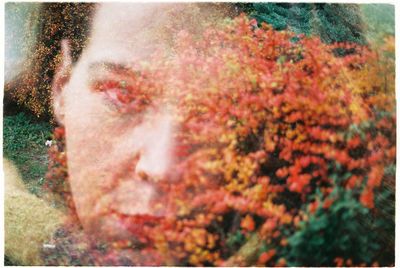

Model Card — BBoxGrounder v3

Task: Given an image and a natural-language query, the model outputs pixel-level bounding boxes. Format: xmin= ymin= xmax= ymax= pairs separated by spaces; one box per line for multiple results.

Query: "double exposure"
xmin=4 ymin=3 xmax=395 ymax=266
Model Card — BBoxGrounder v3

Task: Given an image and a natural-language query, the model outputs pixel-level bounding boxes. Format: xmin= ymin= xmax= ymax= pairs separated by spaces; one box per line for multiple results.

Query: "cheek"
xmin=63 ymin=88 xmax=123 ymax=221
xmin=64 ymin=91 xmax=110 ymax=173
xmin=64 ymin=91 xmax=161 ymax=224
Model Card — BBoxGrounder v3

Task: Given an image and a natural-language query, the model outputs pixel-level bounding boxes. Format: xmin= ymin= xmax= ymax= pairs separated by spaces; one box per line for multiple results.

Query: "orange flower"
xmin=240 ymin=214 xmax=255 ymax=232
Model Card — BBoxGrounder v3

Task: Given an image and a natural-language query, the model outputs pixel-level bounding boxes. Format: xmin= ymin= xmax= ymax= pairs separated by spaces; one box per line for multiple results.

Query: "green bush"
xmin=3 ymin=112 xmax=52 ymax=195
xmin=283 ymin=187 xmax=378 ymax=266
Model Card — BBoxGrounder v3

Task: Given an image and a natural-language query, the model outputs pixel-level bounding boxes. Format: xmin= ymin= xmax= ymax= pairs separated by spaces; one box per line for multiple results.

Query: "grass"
xmin=3 ymin=112 xmax=53 ymax=196
xmin=3 ymin=112 xmax=53 ymax=266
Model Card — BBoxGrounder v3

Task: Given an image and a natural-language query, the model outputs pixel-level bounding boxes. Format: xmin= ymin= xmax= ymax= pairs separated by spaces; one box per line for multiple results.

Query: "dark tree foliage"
xmin=244 ymin=3 xmax=366 ymax=44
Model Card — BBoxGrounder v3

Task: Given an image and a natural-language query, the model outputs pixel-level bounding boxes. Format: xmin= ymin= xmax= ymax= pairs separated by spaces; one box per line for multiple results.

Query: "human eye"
xmin=91 ymin=78 xmax=153 ymax=115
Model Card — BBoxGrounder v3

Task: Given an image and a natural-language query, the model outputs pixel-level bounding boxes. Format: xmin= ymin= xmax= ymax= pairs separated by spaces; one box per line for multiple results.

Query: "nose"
xmin=135 ymin=112 xmax=174 ymax=179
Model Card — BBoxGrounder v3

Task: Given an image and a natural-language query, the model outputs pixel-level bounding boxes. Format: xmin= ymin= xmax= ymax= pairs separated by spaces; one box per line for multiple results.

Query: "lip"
xmin=90 ymin=210 xmax=164 ymax=244
xmin=90 ymin=178 xmax=167 ymax=240
xmin=115 ymin=212 xmax=164 ymax=242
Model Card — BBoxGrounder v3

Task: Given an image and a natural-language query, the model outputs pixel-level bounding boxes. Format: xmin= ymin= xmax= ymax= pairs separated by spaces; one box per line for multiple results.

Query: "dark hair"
xmin=5 ymin=3 xmax=96 ymax=120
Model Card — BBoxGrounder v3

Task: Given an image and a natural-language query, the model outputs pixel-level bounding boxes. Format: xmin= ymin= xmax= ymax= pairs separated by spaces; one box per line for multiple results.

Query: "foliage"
xmin=44 ymin=127 xmax=71 ymax=208
xmin=282 ymin=182 xmax=391 ymax=266
xmin=3 ymin=112 xmax=52 ymax=195
xmin=249 ymin=3 xmax=365 ymax=44
xmin=360 ymin=4 xmax=394 ymax=46
xmin=5 ymin=3 xmax=95 ymax=120
xmin=5 ymin=4 xmax=387 ymax=120
xmin=44 ymin=15 xmax=395 ymax=266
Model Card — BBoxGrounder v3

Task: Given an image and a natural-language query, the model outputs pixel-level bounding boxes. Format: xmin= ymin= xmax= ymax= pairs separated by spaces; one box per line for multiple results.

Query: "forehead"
xmin=81 ymin=3 xmax=232 ymax=65
xmin=84 ymin=3 xmax=189 ymax=64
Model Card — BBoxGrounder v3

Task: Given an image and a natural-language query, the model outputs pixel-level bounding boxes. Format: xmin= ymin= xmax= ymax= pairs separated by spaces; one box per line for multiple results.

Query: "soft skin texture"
xmin=54 ymin=3 xmax=233 ymax=242
xmin=4 ymin=158 xmax=64 ymax=265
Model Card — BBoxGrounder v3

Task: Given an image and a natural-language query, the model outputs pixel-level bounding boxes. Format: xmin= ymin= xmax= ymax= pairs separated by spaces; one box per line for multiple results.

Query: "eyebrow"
xmin=88 ymin=61 xmax=140 ymax=77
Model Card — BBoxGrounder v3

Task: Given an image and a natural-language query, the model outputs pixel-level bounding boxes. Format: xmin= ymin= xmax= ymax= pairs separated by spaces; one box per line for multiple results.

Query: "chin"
xmin=85 ymin=210 xmax=164 ymax=247
xmin=79 ymin=179 xmax=166 ymax=243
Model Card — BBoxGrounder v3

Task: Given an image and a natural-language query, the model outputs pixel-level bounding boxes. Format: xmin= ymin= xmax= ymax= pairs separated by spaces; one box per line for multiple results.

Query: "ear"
xmin=52 ymin=39 xmax=72 ymax=125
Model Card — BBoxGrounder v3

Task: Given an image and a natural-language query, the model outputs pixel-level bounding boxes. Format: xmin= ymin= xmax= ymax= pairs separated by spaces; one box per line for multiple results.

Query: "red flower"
xmin=241 ymin=214 xmax=255 ymax=232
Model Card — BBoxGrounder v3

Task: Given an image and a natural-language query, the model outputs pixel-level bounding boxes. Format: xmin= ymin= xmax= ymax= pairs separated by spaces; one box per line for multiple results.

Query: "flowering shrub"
xmin=44 ymin=15 xmax=395 ymax=266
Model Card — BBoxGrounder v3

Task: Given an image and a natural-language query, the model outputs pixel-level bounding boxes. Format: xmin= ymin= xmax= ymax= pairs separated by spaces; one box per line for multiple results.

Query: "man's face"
xmin=51 ymin=3 xmax=396 ymax=266
xmin=61 ymin=3 xmax=226 ymax=241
